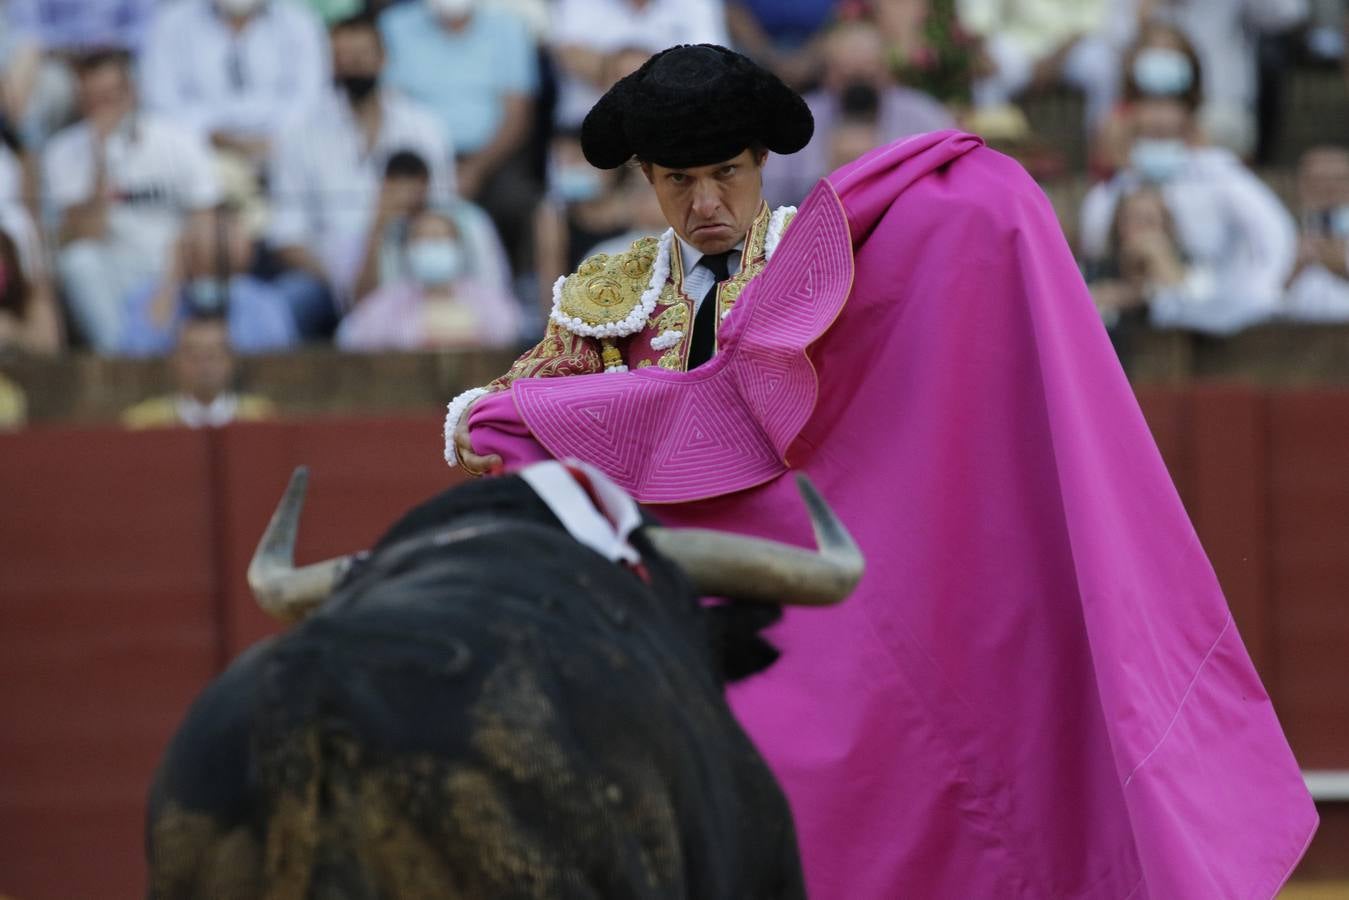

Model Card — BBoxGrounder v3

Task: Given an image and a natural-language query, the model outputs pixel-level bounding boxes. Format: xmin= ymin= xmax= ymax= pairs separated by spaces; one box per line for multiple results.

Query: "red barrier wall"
xmin=0 ymin=428 xmax=221 ymax=899
xmin=1 ymin=397 xmax=1346 ymax=897
xmin=0 ymin=414 xmax=463 ymax=899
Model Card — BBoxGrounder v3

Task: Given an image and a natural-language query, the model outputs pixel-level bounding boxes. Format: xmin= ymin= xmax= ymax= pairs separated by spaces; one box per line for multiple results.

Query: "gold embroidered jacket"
xmin=487 ymin=203 xmax=791 ymax=390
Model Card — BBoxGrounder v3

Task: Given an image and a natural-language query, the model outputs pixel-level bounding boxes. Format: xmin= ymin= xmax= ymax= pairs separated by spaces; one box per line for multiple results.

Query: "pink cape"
xmin=468 ymin=132 xmax=1317 ymax=897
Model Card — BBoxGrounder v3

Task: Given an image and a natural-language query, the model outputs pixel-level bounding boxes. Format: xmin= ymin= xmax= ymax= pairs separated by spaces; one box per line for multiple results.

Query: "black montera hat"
xmin=581 ymin=44 xmax=814 ymax=170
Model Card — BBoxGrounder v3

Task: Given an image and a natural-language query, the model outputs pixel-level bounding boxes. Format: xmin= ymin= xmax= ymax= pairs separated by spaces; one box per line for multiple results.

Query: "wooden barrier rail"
xmin=3 ymin=325 xmax=1349 ymax=427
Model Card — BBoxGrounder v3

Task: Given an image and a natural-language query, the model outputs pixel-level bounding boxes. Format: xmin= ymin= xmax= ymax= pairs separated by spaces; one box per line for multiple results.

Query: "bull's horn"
xmin=247 ymin=467 xmax=354 ymax=622
xmin=644 ymin=475 xmax=863 ymax=606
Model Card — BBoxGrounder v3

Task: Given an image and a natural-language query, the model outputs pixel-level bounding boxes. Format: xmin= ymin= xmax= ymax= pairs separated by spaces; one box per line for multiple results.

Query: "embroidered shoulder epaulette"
xmin=550 ymin=232 xmax=672 ymax=339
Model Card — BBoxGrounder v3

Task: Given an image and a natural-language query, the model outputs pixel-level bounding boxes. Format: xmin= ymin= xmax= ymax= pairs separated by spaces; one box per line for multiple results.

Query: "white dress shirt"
xmin=1080 ymin=147 xmax=1297 ymax=335
xmin=550 ymin=0 xmax=728 ymax=126
xmin=677 ymin=236 xmax=743 ymax=314
xmin=43 ymin=112 xmax=221 ymax=268
xmin=268 ymin=88 xmax=456 ymax=293
xmin=957 ymin=0 xmax=1109 ymax=60
xmin=175 ymin=392 xmax=240 ymax=428
xmin=1284 ymin=260 xmax=1349 ymax=322
xmin=140 ymin=0 xmax=331 ymax=139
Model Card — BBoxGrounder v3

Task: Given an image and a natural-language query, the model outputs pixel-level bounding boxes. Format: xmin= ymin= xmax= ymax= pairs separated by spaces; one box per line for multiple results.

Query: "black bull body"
xmin=147 ymin=471 xmax=861 ymax=899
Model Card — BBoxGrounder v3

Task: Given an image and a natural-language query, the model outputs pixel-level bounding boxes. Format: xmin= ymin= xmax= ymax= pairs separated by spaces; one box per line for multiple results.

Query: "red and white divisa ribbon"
xmin=518 ymin=460 xmax=646 ymax=574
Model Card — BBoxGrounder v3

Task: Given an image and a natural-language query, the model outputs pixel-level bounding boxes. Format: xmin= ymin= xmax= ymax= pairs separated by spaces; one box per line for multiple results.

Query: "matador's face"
xmin=641 ymin=149 xmax=767 ymax=255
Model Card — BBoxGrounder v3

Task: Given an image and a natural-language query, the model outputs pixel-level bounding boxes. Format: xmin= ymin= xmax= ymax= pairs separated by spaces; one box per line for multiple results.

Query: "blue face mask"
xmin=1302 ymin=206 xmax=1349 ymax=238
xmin=407 ymin=239 xmax=463 ymax=285
xmin=185 ymin=277 xmax=230 ymax=314
xmin=552 ymin=166 xmax=603 ymax=203
xmin=1130 ymin=138 xmax=1190 ymax=184
xmin=1132 ymin=47 xmax=1194 ymax=97
xmin=1331 ymin=205 xmax=1349 ymax=239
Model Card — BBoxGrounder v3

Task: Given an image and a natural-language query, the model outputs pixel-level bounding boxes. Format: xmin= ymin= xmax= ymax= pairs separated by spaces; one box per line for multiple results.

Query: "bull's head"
xmin=248 ymin=467 xmax=863 ymax=622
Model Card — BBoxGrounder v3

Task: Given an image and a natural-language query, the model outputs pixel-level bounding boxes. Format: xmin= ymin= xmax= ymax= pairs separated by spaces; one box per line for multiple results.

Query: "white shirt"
xmin=43 ymin=113 xmax=221 ymax=268
xmin=175 ymin=392 xmax=240 ymax=428
xmin=0 ymin=145 xmax=21 ymax=204
xmin=487 ymin=0 xmax=552 ymax=39
xmin=268 ymin=88 xmax=457 ymax=293
xmin=958 ymin=0 xmax=1109 ymax=60
xmin=678 ymin=235 xmax=743 ymax=314
xmin=550 ymin=0 xmax=728 ymax=126
xmin=1284 ymin=261 xmax=1349 ymax=323
xmin=1080 ymin=147 xmax=1297 ymax=335
xmin=140 ymin=0 xmax=331 ymax=139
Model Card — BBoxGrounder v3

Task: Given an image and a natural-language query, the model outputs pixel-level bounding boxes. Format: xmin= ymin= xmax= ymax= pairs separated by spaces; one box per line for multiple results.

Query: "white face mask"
xmin=550 ymin=165 xmax=604 ymax=203
xmin=217 ymin=0 xmax=265 ymax=17
xmin=1129 ymin=138 xmax=1190 ymax=184
xmin=407 ymin=239 xmax=464 ymax=285
xmin=426 ymin=0 xmax=475 ymax=19
xmin=1132 ymin=47 xmax=1194 ymax=97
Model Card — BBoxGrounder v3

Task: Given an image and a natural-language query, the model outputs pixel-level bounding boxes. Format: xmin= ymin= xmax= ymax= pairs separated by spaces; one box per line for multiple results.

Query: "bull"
xmin=147 ymin=464 xmax=862 ymax=899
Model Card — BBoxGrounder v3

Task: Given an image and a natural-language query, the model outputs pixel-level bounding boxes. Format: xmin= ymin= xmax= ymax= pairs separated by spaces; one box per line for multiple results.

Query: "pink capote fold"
xmin=467 ymin=131 xmax=1317 ymax=897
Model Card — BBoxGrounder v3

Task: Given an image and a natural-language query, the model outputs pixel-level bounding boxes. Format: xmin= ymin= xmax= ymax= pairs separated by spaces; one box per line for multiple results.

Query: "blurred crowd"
xmin=0 ymin=0 xmax=1346 ymax=429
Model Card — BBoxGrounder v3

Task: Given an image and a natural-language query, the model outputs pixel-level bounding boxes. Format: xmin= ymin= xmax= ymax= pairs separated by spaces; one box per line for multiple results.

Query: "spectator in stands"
xmin=1284 ymin=145 xmax=1349 ymax=322
xmin=1091 ymin=21 xmax=1202 ymax=177
xmin=4 ymin=0 xmax=155 ymax=145
xmin=337 ymin=206 xmax=520 ymax=350
xmin=141 ymin=0 xmax=331 ymax=166
xmin=726 ymin=0 xmax=833 ymax=88
xmin=45 ymin=50 xmax=220 ymax=353
xmin=0 ymin=118 xmax=27 ymax=207
xmin=872 ymin=0 xmax=981 ymax=106
xmin=491 ymin=0 xmax=551 ymax=39
xmin=0 ymin=225 xmax=60 ymax=354
xmin=381 ymin=0 xmax=539 ymax=269
xmin=826 ymin=85 xmax=888 ymax=169
xmin=1085 ymin=186 xmax=1199 ymax=329
xmin=1304 ymin=0 xmax=1346 ymax=64
xmin=0 ymin=139 xmax=60 ymax=353
xmin=0 ymin=113 xmax=45 ymax=233
xmin=764 ymin=19 xmax=954 ymax=206
xmin=298 ymin=0 xmax=362 ymax=27
xmin=348 ymin=150 xmax=513 ymax=311
xmin=269 ymin=13 xmax=456 ymax=309
xmin=121 ymin=204 xmax=297 ymax=357
xmin=0 ymin=371 xmax=24 ymax=429
xmin=533 ymin=129 xmax=634 ymax=315
xmin=1114 ymin=0 xmax=1308 ymax=158
xmin=121 ymin=315 xmax=276 ymax=429
xmin=1079 ymin=77 xmax=1297 ymax=335
xmin=550 ymin=0 xmax=728 ymax=128
xmin=605 ymin=45 xmax=659 ymax=86
xmin=582 ymin=166 xmax=673 ymax=257
xmin=958 ymin=0 xmax=1121 ymax=128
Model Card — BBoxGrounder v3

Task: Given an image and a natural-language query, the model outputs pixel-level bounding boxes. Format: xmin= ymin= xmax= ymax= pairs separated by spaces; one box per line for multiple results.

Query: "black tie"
xmin=687 ymin=251 xmax=732 ymax=369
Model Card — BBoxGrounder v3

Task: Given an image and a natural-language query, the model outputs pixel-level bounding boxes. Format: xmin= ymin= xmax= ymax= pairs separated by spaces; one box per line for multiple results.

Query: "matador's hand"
xmin=455 ymin=398 xmax=502 ymax=477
